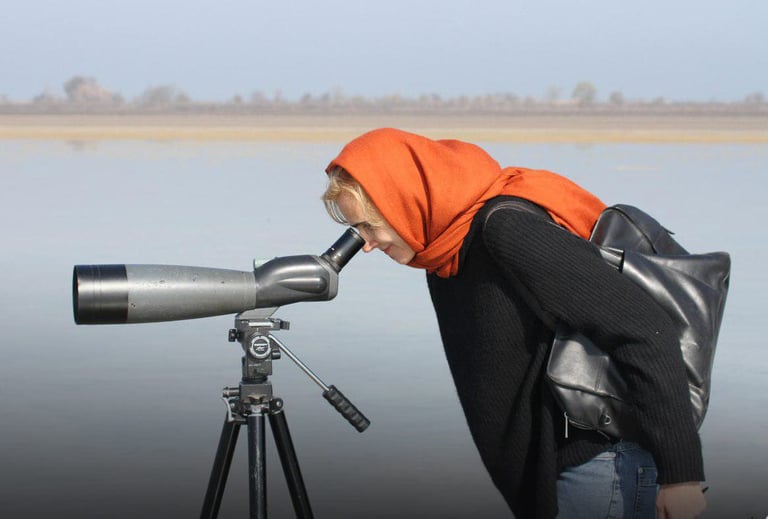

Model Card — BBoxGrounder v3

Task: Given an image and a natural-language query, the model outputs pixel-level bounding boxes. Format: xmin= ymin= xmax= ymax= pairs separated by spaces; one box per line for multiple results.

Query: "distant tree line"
xmin=1 ymin=76 xmax=766 ymax=115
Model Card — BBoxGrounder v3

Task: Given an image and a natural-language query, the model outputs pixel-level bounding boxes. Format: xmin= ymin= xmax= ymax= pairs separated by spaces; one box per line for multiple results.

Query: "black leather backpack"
xmin=485 ymin=201 xmax=731 ymax=439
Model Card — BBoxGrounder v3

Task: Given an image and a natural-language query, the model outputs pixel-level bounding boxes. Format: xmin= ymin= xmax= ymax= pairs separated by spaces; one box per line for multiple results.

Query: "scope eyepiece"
xmin=321 ymin=227 xmax=365 ymax=272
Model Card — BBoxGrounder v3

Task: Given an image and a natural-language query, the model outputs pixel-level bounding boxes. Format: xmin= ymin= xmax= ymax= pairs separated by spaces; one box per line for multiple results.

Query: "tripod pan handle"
xmin=323 ymin=385 xmax=370 ymax=432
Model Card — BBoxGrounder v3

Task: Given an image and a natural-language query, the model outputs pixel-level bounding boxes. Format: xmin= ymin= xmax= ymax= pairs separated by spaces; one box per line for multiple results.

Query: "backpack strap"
xmin=483 ymin=197 xmax=554 ymax=223
xmin=595 ymin=205 xmax=688 ymax=255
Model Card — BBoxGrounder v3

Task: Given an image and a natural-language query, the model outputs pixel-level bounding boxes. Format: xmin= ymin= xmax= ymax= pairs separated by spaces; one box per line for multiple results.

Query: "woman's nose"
xmin=359 ymin=229 xmax=377 ymax=253
xmin=361 ymin=233 xmax=378 ymax=253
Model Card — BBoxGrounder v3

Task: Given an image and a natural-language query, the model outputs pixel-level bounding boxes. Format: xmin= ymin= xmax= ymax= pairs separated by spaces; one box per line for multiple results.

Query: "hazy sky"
xmin=2 ymin=0 xmax=766 ymax=102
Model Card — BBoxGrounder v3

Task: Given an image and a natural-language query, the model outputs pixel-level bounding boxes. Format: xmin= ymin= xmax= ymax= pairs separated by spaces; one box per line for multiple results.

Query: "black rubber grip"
xmin=322 ymin=385 xmax=370 ymax=432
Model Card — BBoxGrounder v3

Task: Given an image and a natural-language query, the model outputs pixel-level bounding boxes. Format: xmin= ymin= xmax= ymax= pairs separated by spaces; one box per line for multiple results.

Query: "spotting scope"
xmin=73 ymin=227 xmax=364 ymax=325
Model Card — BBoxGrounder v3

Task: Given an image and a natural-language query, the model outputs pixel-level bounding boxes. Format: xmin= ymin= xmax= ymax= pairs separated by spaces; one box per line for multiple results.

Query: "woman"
xmin=322 ymin=128 xmax=706 ymax=518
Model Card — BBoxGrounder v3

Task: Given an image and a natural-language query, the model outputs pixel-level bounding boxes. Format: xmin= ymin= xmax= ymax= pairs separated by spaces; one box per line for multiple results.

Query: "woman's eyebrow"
xmin=349 ymin=220 xmax=367 ymax=228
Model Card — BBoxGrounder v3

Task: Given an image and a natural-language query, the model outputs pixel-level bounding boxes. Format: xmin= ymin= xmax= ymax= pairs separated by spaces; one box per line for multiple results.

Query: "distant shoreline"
xmin=2 ymin=113 xmax=767 ymax=143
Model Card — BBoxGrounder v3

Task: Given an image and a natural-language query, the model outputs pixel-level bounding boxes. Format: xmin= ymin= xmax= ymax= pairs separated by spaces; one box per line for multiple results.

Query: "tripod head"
xmin=224 ymin=306 xmax=370 ymax=432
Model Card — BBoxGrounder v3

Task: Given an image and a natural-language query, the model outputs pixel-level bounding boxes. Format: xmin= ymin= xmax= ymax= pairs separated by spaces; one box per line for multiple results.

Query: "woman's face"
xmin=336 ymin=192 xmax=416 ymax=265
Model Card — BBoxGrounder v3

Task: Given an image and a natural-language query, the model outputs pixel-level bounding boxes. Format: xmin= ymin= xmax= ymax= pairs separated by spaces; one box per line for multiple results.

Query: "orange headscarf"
xmin=327 ymin=128 xmax=606 ymax=278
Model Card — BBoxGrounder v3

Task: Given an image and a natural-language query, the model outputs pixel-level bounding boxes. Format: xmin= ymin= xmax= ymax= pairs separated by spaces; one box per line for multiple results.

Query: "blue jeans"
xmin=557 ymin=441 xmax=658 ymax=519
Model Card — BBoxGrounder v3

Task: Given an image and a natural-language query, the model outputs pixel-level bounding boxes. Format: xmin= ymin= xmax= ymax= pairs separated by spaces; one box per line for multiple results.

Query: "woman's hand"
xmin=657 ymin=482 xmax=706 ymax=519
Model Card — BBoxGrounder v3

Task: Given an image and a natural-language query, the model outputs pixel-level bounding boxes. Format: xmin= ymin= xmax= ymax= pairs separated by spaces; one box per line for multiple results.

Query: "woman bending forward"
xmin=321 ymin=128 xmax=706 ymax=519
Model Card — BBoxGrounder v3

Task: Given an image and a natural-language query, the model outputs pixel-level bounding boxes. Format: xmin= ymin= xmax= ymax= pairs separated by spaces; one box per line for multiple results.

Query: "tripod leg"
xmin=247 ymin=411 xmax=268 ymax=519
xmin=269 ymin=405 xmax=314 ymax=519
xmin=201 ymin=418 xmax=241 ymax=519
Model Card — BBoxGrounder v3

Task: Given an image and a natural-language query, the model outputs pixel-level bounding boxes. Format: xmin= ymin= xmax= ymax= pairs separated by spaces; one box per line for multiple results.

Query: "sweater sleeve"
xmin=482 ymin=208 xmax=704 ymax=484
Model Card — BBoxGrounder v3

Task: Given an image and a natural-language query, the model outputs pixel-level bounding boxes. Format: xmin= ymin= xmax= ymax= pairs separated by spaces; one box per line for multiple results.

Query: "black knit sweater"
xmin=426 ymin=196 xmax=704 ymax=518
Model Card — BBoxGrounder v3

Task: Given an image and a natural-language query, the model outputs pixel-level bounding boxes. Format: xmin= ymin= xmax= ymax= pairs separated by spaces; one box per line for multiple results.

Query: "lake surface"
xmin=1 ymin=138 xmax=766 ymax=518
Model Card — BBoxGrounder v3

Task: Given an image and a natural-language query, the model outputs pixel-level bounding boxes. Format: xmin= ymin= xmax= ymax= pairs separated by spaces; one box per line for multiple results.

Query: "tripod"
xmin=200 ymin=309 xmax=370 ymax=519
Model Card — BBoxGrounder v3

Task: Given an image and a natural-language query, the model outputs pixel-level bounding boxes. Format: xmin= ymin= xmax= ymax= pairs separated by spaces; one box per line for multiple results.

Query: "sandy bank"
xmin=1 ymin=113 xmax=767 ymax=143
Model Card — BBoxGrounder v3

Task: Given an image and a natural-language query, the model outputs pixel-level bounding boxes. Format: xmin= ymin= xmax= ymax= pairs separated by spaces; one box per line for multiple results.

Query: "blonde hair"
xmin=322 ymin=166 xmax=385 ymax=227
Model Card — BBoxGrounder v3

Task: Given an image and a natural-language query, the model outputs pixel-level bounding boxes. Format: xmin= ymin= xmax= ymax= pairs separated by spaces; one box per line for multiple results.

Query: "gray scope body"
xmin=73 ymin=227 xmax=364 ymax=325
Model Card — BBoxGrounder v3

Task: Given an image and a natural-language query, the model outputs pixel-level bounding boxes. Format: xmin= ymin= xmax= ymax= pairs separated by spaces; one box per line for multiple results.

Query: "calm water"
xmin=0 ymin=138 xmax=766 ymax=518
